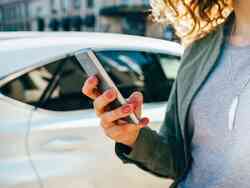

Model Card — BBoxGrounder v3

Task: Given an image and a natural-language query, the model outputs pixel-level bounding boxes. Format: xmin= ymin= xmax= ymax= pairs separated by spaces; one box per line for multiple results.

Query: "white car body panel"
xmin=0 ymin=32 xmax=183 ymax=79
xmin=0 ymin=32 xmax=181 ymax=188
xmin=0 ymin=94 xmax=39 ymax=188
xmin=29 ymin=103 xmax=170 ymax=188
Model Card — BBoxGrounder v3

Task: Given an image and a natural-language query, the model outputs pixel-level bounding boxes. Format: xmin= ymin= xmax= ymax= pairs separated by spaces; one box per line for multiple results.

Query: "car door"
xmin=4 ymin=49 xmax=179 ymax=188
xmin=0 ymin=85 xmax=41 ymax=188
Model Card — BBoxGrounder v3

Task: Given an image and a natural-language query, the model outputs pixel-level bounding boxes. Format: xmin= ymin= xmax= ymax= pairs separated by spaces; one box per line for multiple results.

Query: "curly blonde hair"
xmin=151 ymin=0 xmax=234 ymax=45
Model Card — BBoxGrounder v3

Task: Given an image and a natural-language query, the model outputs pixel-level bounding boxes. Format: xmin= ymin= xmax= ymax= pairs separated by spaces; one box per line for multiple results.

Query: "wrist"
xmin=124 ymin=128 xmax=141 ymax=149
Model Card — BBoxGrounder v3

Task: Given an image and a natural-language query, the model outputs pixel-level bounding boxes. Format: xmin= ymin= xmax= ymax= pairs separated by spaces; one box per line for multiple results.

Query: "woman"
xmin=82 ymin=0 xmax=250 ymax=187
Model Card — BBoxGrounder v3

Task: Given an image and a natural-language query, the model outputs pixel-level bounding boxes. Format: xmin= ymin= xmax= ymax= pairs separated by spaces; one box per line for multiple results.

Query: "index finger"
xmin=82 ymin=76 xmax=101 ymax=100
xmin=127 ymin=92 xmax=143 ymax=118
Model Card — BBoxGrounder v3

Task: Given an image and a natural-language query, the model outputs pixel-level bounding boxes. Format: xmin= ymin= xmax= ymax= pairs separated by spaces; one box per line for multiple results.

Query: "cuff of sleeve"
xmin=126 ymin=127 xmax=157 ymax=163
xmin=115 ymin=127 xmax=158 ymax=165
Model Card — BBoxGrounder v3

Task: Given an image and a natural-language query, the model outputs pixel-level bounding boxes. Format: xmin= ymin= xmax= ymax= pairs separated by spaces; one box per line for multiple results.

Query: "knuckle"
xmin=102 ymin=109 xmax=120 ymax=124
xmin=100 ymin=114 xmax=110 ymax=125
xmin=95 ymin=95 xmax=107 ymax=110
xmin=93 ymin=98 xmax=101 ymax=111
xmin=82 ymin=86 xmax=90 ymax=96
xmin=112 ymin=108 xmax=121 ymax=118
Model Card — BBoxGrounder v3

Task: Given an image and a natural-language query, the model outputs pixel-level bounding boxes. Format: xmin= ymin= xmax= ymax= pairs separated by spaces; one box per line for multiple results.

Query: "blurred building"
xmin=0 ymin=0 xmax=30 ymax=31
xmin=0 ymin=0 xmax=97 ymax=31
xmin=28 ymin=0 xmax=98 ymax=31
xmin=0 ymin=0 xmax=168 ymax=39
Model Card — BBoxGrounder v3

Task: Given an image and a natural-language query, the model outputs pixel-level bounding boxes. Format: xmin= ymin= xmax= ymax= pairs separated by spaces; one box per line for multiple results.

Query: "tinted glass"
xmin=96 ymin=51 xmax=180 ymax=102
xmin=1 ymin=66 xmax=53 ymax=104
xmin=0 ymin=51 xmax=180 ymax=111
xmin=0 ymin=58 xmax=92 ymax=111
xmin=41 ymin=58 xmax=91 ymax=111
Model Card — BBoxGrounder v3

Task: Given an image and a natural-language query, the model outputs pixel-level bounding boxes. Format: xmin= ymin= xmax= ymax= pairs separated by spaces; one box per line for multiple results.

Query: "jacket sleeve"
xmin=115 ymin=79 xmax=186 ymax=180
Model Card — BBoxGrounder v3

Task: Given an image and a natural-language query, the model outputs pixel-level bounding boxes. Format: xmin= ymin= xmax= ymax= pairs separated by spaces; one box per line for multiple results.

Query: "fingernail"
xmin=88 ymin=76 xmax=97 ymax=84
xmin=140 ymin=117 xmax=150 ymax=125
xmin=122 ymin=105 xmax=132 ymax=114
xmin=105 ymin=89 xmax=115 ymax=99
xmin=134 ymin=92 xmax=143 ymax=101
xmin=130 ymin=95 xmax=142 ymax=107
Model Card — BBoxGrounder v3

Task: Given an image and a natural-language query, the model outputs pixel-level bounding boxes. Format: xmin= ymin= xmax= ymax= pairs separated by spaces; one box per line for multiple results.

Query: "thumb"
xmin=127 ymin=92 xmax=143 ymax=118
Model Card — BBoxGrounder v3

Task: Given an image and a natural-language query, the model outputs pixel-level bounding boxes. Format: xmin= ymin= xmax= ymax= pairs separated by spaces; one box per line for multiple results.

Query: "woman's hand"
xmin=82 ymin=75 xmax=150 ymax=148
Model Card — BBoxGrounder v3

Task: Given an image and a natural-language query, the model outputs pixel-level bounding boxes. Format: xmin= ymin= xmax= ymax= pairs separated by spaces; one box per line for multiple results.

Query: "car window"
xmin=0 ymin=50 xmax=180 ymax=111
xmin=40 ymin=58 xmax=91 ymax=111
xmin=1 ymin=66 xmax=53 ymax=104
xmin=0 ymin=58 xmax=92 ymax=111
xmin=96 ymin=51 xmax=180 ymax=103
xmin=157 ymin=54 xmax=181 ymax=79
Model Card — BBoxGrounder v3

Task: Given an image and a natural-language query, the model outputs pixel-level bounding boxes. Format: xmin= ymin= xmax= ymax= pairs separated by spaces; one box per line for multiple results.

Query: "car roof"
xmin=0 ymin=32 xmax=184 ymax=79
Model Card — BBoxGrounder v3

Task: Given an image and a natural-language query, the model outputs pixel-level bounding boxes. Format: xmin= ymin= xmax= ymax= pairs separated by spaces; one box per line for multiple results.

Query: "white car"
xmin=0 ymin=32 xmax=183 ymax=188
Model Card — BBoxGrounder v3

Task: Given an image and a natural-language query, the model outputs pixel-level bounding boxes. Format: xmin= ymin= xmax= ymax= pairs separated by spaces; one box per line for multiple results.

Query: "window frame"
xmin=0 ymin=49 xmax=181 ymax=111
xmin=0 ymin=53 xmax=70 ymax=88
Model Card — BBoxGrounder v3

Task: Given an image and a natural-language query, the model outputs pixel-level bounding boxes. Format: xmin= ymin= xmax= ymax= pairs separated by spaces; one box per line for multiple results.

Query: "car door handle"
xmin=42 ymin=137 xmax=85 ymax=152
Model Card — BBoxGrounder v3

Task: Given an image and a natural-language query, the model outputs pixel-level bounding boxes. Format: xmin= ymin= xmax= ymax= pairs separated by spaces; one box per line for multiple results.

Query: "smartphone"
xmin=74 ymin=49 xmax=139 ymax=124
